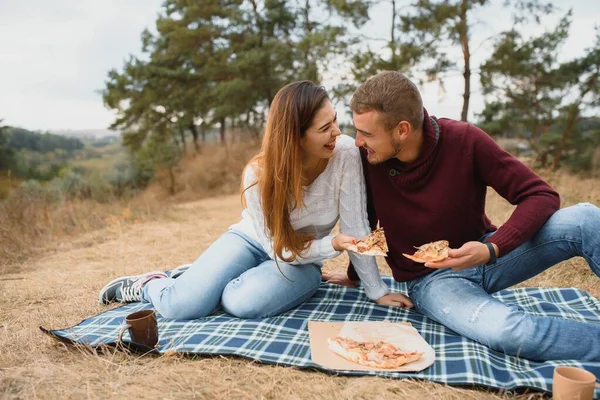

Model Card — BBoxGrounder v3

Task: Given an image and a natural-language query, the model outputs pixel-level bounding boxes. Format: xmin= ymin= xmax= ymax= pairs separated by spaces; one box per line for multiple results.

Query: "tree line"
xmin=0 ymin=123 xmax=85 ymax=176
xmin=101 ymin=0 xmax=599 ymax=173
xmin=3 ymin=0 xmax=598 ymax=186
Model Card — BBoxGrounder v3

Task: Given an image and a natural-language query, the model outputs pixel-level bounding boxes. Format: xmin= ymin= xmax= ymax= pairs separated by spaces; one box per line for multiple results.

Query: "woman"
xmin=98 ymin=81 xmax=412 ymax=319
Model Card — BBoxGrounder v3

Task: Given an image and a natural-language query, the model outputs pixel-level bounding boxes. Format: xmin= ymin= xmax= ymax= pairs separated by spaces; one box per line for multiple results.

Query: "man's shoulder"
xmin=437 ymin=117 xmax=471 ymax=133
xmin=436 ymin=117 xmax=488 ymax=144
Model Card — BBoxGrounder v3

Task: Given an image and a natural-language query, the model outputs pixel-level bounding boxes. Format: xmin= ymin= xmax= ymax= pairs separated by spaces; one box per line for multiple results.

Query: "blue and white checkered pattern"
xmin=42 ymin=276 xmax=600 ymax=396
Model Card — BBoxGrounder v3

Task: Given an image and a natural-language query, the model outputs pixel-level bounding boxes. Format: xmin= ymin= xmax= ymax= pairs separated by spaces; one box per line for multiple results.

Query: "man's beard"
xmin=391 ymin=137 xmax=402 ymax=159
xmin=368 ymin=137 xmax=402 ymax=165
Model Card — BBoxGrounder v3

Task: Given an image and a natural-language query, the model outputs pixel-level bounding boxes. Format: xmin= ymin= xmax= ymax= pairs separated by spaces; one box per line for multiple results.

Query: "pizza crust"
xmin=327 ymin=339 xmax=363 ymax=364
xmin=347 ymin=247 xmax=388 ymax=257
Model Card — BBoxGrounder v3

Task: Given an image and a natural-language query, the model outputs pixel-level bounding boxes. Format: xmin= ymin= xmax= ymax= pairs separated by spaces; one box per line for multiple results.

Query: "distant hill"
xmin=4 ymin=127 xmax=84 ymax=153
xmin=49 ymin=129 xmax=120 ymax=139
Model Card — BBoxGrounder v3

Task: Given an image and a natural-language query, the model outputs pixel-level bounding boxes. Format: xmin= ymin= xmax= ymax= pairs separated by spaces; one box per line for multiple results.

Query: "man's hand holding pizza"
xmin=424 ymin=241 xmax=499 ymax=271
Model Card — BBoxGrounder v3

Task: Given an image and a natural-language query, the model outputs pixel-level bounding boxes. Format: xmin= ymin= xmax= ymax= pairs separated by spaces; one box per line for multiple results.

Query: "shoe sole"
xmin=168 ymin=263 xmax=192 ymax=279
xmin=98 ymin=271 xmax=167 ymax=305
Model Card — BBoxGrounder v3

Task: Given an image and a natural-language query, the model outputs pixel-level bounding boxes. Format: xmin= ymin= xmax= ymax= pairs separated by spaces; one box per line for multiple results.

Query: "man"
xmin=324 ymin=71 xmax=600 ymax=361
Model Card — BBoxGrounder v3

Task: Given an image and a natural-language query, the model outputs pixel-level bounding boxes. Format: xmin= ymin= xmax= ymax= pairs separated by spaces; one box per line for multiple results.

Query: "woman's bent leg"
xmin=143 ymin=231 xmax=267 ymax=319
xmin=221 ymin=261 xmax=322 ymax=318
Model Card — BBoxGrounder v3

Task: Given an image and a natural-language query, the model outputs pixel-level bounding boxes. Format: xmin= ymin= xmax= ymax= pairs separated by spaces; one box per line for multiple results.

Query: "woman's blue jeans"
xmin=408 ymin=203 xmax=600 ymax=361
xmin=142 ymin=230 xmax=322 ymax=319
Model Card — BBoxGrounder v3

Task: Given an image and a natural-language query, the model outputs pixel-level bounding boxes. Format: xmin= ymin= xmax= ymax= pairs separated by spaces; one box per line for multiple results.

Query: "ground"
xmin=1 ymin=189 xmax=598 ymax=399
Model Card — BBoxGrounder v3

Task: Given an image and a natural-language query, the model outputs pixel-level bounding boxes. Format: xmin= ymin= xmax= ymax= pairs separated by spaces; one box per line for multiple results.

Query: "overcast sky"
xmin=0 ymin=0 xmax=598 ymax=131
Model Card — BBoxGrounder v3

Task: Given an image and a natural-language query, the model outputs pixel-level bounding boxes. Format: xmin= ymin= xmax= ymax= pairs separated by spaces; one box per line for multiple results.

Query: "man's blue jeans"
xmin=407 ymin=203 xmax=600 ymax=361
xmin=142 ymin=230 xmax=322 ymax=319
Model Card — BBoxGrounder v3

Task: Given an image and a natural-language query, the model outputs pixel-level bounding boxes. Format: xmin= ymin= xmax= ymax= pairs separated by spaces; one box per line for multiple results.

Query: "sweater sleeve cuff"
xmin=320 ymin=235 xmax=341 ymax=259
xmin=362 ymin=279 xmax=390 ymax=301
xmin=486 ymin=225 xmax=524 ymax=257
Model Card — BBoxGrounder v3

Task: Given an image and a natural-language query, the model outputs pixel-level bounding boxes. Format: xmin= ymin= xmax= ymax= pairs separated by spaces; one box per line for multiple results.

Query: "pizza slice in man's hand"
xmin=402 ymin=240 xmax=450 ymax=263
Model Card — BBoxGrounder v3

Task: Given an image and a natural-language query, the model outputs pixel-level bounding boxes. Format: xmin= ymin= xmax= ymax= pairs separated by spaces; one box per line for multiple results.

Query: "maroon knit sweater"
xmin=348 ymin=110 xmax=560 ymax=283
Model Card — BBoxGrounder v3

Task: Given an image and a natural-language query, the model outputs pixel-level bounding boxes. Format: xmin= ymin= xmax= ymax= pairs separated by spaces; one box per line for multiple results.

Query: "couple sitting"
xmin=99 ymin=71 xmax=600 ymax=362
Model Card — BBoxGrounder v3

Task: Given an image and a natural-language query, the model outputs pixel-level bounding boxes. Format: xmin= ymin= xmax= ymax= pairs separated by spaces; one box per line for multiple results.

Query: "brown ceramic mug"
xmin=117 ymin=309 xmax=158 ymax=348
xmin=552 ymin=366 xmax=600 ymax=400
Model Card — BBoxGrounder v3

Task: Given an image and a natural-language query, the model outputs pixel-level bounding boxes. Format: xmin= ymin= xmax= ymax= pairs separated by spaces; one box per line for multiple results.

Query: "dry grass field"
xmin=1 ymin=168 xmax=599 ymax=399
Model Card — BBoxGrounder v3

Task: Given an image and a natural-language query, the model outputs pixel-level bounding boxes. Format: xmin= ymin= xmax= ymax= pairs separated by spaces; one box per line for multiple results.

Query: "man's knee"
xmin=574 ymin=202 xmax=600 ymax=227
xmin=556 ymin=202 xmax=600 ymax=231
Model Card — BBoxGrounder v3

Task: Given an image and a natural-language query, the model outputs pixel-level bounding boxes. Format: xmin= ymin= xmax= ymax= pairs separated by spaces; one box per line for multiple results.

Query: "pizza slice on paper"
xmin=402 ymin=240 xmax=449 ymax=263
xmin=327 ymin=336 xmax=423 ymax=369
xmin=348 ymin=228 xmax=388 ymax=256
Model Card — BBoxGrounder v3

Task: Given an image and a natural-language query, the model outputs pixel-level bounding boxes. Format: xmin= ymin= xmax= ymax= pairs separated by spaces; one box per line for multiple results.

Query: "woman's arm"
xmin=337 ymin=147 xmax=390 ymax=301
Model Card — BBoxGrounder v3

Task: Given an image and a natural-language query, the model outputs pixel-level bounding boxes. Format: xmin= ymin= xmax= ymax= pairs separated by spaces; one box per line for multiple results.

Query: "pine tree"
xmin=0 ymin=120 xmax=15 ymax=170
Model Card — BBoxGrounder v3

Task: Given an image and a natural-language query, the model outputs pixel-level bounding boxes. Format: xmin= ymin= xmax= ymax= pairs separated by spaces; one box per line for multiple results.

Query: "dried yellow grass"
xmin=0 ymin=195 xmax=165 ymax=273
xmin=0 ymin=141 xmax=259 ymax=270
xmin=141 ymin=139 xmax=261 ymax=203
xmin=1 ymin=166 xmax=599 ymax=399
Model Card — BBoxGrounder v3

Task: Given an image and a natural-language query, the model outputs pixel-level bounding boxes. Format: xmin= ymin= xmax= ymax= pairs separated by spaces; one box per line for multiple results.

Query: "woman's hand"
xmin=376 ymin=293 xmax=414 ymax=308
xmin=331 ymin=234 xmax=357 ymax=252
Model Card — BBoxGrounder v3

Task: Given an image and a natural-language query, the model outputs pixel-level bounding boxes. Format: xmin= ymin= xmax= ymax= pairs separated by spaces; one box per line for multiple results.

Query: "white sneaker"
xmin=98 ymin=271 xmax=167 ymax=304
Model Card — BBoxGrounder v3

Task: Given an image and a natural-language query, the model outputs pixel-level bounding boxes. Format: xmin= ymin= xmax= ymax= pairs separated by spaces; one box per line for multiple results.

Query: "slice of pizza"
xmin=402 ymin=240 xmax=449 ymax=263
xmin=348 ymin=228 xmax=389 ymax=256
xmin=327 ymin=336 xmax=423 ymax=369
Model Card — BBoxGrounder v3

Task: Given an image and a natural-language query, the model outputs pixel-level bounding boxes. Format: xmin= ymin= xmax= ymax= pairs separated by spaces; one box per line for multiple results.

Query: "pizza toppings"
xmin=327 ymin=336 xmax=423 ymax=369
xmin=348 ymin=228 xmax=389 ymax=256
xmin=402 ymin=240 xmax=450 ymax=263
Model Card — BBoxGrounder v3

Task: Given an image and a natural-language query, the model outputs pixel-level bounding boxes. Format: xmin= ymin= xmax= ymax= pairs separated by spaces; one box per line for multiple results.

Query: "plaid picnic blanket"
xmin=41 ymin=276 xmax=600 ymax=396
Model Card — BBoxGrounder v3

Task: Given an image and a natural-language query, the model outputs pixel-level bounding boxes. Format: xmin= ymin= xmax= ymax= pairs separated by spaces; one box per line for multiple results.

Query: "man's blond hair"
xmin=350 ymin=71 xmax=424 ymax=131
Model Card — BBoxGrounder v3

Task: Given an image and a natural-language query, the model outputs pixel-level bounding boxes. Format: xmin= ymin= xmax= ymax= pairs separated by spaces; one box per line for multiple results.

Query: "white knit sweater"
xmin=229 ymin=134 xmax=390 ymax=301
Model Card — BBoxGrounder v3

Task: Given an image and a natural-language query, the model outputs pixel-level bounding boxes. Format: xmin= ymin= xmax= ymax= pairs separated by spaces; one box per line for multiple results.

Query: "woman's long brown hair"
xmin=242 ymin=81 xmax=329 ymax=262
